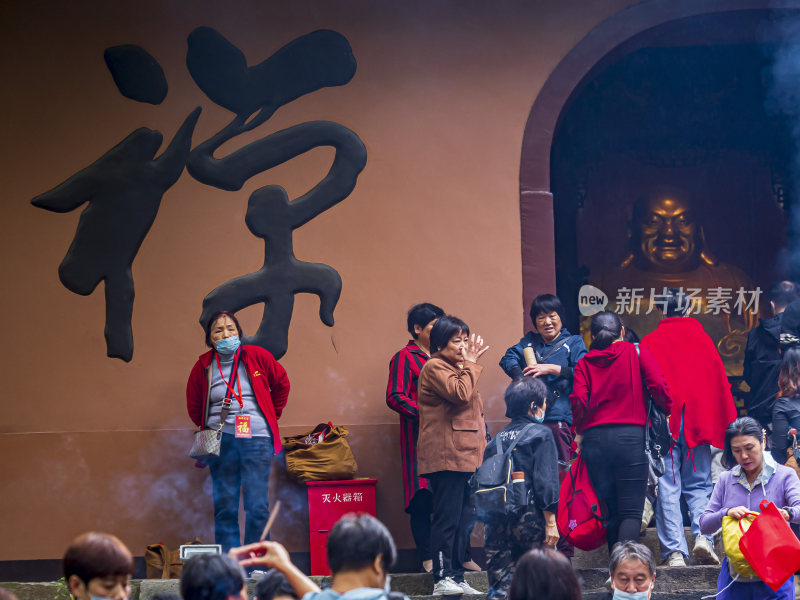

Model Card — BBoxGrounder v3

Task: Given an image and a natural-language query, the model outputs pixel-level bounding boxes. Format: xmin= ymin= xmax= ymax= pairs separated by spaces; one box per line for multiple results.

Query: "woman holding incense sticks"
xmin=186 ymin=310 xmax=291 ymax=552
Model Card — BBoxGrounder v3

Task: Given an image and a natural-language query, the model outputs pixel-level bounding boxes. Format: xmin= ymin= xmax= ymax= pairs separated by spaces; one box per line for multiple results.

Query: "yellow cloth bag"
xmin=282 ymin=422 xmax=358 ymax=482
xmin=722 ymin=513 xmax=759 ymax=578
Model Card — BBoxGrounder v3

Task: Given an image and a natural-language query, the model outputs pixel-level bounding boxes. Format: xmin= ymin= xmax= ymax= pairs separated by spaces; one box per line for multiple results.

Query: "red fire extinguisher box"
xmin=306 ymin=478 xmax=377 ymax=575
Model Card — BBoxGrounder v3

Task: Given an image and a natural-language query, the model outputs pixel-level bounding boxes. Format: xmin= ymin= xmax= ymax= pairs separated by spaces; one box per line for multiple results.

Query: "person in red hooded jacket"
xmin=641 ymin=288 xmax=736 ymax=567
xmin=570 ymin=311 xmax=672 ymax=550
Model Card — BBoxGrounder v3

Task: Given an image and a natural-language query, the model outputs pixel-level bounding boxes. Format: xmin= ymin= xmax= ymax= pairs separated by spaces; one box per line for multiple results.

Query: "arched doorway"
xmin=519 ymin=0 xmax=800 ymax=338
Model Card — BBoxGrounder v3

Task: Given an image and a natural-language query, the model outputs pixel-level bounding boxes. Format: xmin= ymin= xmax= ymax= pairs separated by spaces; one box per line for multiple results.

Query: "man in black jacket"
xmin=482 ymin=378 xmax=560 ymax=600
xmin=744 ymin=281 xmax=798 ymax=429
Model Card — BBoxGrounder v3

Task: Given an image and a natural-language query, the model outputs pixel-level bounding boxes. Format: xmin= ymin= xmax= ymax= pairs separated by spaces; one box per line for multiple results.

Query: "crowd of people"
xmin=44 ymin=280 xmax=786 ymax=600
xmin=0 ymin=518 xmax=666 ymax=600
xmin=3 ymin=518 xmax=663 ymax=600
xmin=384 ymin=281 xmax=800 ymax=600
xmin=16 ymin=516 xmax=610 ymax=600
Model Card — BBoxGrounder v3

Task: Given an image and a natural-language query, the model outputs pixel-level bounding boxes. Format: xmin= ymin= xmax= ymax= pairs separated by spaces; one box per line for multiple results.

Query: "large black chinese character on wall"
xmin=32 ymin=28 xmax=367 ymax=361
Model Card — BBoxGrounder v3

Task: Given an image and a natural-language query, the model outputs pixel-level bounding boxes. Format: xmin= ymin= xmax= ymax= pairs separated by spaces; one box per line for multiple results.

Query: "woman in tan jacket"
xmin=417 ymin=315 xmax=489 ymax=596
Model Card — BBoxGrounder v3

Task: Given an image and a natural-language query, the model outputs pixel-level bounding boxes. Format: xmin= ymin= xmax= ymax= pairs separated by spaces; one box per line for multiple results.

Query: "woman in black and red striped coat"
xmin=386 ymin=302 xmax=443 ymax=573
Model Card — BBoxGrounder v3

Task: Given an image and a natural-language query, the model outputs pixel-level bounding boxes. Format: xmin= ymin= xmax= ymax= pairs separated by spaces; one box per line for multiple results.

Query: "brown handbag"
xmin=282 ymin=422 xmax=358 ymax=482
xmin=145 ymin=538 xmax=202 ymax=578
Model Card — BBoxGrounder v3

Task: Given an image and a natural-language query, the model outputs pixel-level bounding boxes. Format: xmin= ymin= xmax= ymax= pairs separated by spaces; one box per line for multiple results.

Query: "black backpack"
xmin=634 ymin=344 xmax=673 ymax=477
xmin=470 ymin=424 xmax=536 ymax=520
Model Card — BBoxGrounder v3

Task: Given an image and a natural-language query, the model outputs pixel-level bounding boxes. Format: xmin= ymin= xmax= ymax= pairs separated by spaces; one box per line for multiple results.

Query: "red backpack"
xmin=557 ymin=455 xmax=606 ymax=550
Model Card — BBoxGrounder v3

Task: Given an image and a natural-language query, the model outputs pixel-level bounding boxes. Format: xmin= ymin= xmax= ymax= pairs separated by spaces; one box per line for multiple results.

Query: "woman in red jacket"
xmin=186 ymin=310 xmax=290 ymax=552
xmin=569 ymin=311 xmax=671 ymax=550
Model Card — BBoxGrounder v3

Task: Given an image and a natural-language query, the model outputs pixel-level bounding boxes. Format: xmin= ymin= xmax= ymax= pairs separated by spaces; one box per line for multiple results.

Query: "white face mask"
xmin=612 ymin=582 xmax=651 ymax=600
xmin=383 ymin=575 xmax=392 ymax=594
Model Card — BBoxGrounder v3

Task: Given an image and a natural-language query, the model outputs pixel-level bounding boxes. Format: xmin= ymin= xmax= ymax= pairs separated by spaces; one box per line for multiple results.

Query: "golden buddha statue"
xmin=592 ymin=186 xmax=757 ymax=375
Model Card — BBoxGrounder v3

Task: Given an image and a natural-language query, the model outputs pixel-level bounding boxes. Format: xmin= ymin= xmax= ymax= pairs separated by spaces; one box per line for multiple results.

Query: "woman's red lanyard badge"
xmin=215 ymin=348 xmax=251 ymax=438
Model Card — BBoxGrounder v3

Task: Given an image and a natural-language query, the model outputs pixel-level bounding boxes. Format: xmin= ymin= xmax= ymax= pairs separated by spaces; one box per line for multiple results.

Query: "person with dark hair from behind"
xmin=63 ymin=532 xmax=134 ymax=600
xmin=509 ymin=548 xmax=582 ymax=600
xmin=483 ymin=377 xmax=560 ymax=600
xmin=570 ymin=311 xmax=672 ymax=551
xmin=744 ymin=281 xmax=799 ymax=429
xmin=181 ymin=554 xmax=249 ymax=600
xmin=641 ymin=288 xmax=736 ymax=567
xmin=238 ymin=515 xmax=408 ymax=600
xmin=607 ymin=542 xmax=657 ymax=600
xmin=255 ymin=570 xmax=298 ymax=600
xmin=770 ymin=347 xmax=800 ymax=470
xmin=386 ymin=302 xmax=445 ymax=573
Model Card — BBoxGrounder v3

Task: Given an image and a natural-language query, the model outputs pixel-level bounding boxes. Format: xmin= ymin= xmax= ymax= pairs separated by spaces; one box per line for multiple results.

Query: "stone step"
xmin=134 ymin=567 xmax=718 ymax=600
xmin=572 ymin=527 xmax=721 ymax=569
xmin=416 ymin=567 xmax=717 ymax=593
xmin=400 ymin=568 xmax=719 ymax=600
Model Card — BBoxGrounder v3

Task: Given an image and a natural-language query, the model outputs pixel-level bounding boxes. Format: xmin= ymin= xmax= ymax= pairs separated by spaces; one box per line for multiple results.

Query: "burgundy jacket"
xmin=186 ymin=345 xmax=290 ymax=454
xmin=386 ymin=341 xmax=430 ymax=508
xmin=570 ymin=341 xmax=672 ymax=434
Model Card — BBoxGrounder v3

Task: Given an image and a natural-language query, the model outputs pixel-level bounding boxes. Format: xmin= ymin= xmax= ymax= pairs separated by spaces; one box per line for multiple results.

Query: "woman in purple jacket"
xmin=699 ymin=417 xmax=800 ymax=600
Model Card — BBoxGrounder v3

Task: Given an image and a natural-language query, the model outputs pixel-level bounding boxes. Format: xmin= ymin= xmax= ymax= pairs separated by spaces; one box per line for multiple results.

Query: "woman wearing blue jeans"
xmin=186 ymin=310 xmax=290 ymax=551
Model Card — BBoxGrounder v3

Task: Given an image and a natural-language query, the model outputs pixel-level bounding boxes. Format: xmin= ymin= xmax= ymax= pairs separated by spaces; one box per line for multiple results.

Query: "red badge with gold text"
xmin=235 ymin=415 xmax=252 ymax=438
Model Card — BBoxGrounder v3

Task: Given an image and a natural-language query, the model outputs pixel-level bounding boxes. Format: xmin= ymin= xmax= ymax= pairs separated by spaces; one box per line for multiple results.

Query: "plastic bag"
xmin=739 ymin=499 xmax=800 ymax=591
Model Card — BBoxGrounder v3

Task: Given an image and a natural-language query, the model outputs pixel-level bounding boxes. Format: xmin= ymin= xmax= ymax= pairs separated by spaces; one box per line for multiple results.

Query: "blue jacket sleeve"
xmin=500 ymin=343 xmax=525 ymax=379
xmin=559 ymin=335 xmax=588 ymax=380
xmin=569 ymin=335 xmax=588 ymax=366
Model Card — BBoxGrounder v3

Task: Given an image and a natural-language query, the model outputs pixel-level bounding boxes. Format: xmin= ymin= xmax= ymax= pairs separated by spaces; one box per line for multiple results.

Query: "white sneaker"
xmin=666 ymin=551 xmax=686 ymax=567
xmin=458 ymin=581 xmax=483 ymax=595
xmin=433 ymin=577 xmax=464 ymax=596
xmin=692 ymin=536 xmax=721 ymax=566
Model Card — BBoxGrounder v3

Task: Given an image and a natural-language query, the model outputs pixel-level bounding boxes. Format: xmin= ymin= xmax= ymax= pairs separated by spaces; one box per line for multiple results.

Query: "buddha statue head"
xmin=626 ymin=186 xmax=713 ymax=273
